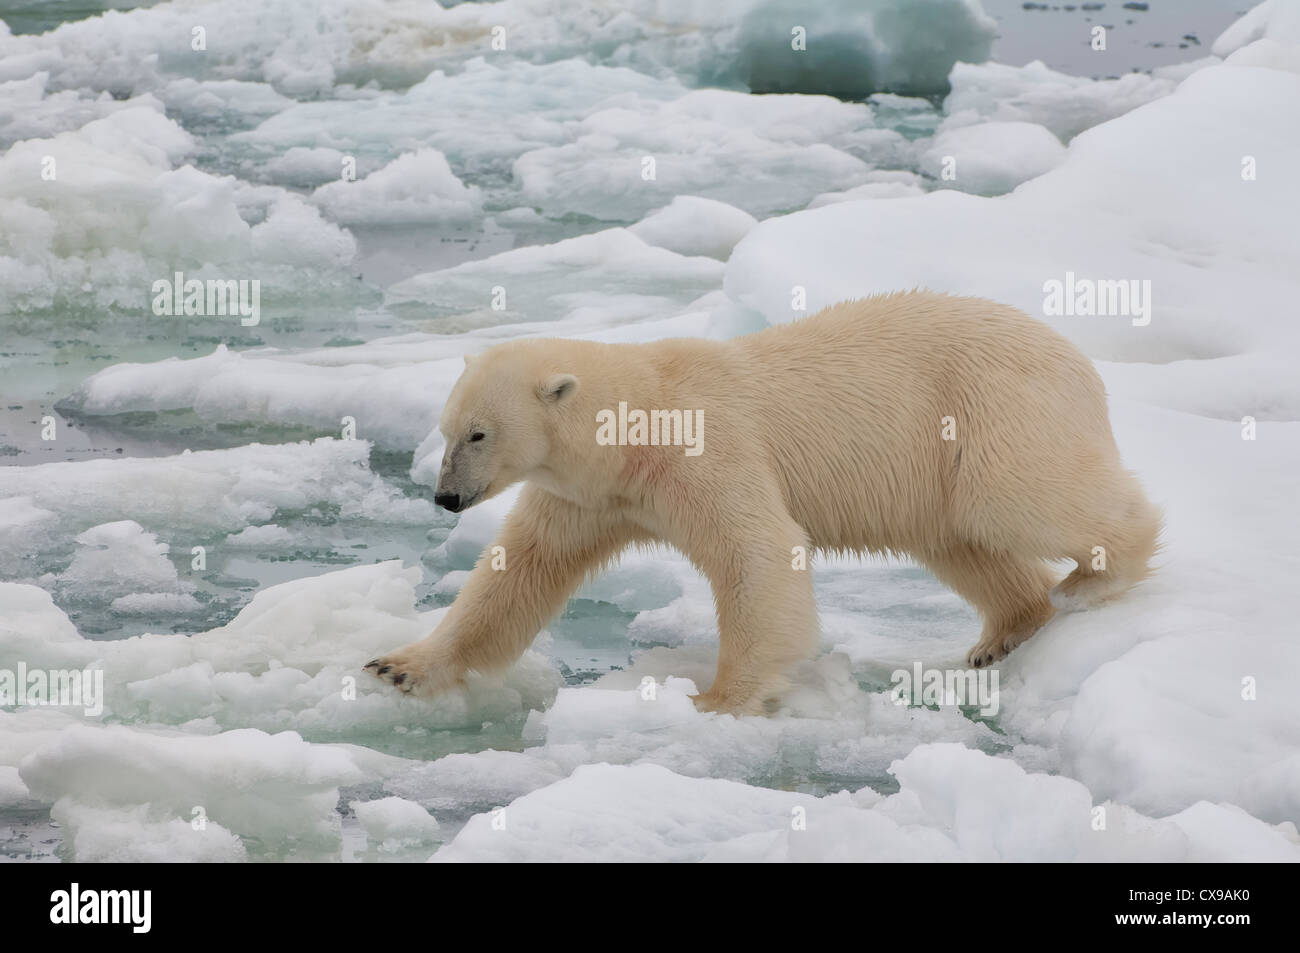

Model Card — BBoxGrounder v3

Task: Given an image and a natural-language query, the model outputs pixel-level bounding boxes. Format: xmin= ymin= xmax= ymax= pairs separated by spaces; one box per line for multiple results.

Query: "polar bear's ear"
xmin=463 ymin=354 xmax=476 ymax=367
xmin=539 ymin=373 xmax=579 ymax=404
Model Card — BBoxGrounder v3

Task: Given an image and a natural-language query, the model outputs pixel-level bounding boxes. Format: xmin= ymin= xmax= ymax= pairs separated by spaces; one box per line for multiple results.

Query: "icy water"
xmin=0 ymin=0 xmax=1277 ymax=862
xmin=980 ymin=0 xmax=1245 ymax=75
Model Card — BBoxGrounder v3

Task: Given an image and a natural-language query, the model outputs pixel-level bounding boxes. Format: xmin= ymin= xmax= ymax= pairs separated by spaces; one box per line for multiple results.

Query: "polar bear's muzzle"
xmin=434 ymin=439 xmax=488 ymax=513
xmin=434 ymin=490 xmax=482 ymax=513
xmin=433 ymin=492 xmax=464 ymax=512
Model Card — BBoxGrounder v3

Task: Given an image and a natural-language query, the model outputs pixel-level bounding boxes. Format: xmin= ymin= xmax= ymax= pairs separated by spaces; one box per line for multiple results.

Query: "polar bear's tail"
xmin=1049 ymin=475 xmax=1163 ymax=612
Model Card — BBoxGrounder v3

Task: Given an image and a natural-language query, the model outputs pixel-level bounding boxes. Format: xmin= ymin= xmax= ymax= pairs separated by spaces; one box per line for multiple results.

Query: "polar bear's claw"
xmin=365 ymin=643 xmax=465 ymax=697
xmin=966 ymin=643 xmax=1001 ymax=668
xmin=364 ymin=656 xmax=417 ymax=693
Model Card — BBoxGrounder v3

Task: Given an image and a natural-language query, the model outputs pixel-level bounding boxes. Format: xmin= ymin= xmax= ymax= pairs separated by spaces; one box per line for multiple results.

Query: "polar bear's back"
xmin=725 ymin=291 xmax=1123 ymax=555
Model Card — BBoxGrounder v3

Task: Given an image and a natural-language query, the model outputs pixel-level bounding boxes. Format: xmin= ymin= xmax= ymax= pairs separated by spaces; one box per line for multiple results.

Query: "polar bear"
xmin=367 ymin=291 xmax=1160 ymax=714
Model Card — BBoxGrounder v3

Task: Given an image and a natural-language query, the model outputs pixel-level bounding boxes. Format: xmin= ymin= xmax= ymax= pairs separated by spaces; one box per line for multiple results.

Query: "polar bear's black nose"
xmin=434 ymin=493 xmax=462 ymax=513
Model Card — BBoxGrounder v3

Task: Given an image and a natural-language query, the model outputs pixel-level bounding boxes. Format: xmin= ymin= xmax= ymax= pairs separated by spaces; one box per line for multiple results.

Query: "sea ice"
xmin=311 ymin=149 xmax=483 ymax=227
xmin=920 ymin=120 xmax=1066 ymax=195
xmin=629 ymin=196 xmax=758 ymax=260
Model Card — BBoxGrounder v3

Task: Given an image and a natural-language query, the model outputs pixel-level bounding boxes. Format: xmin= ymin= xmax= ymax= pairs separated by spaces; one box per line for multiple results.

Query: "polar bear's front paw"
xmin=691 ymin=688 xmax=768 ymax=716
xmin=966 ymin=639 xmax=1006 ymax=669
xmin=966 ymin=618 xmax=1044 ymax=668
xmin=691 ymin=690 xmax=727 ymax=713
xmin=364 ymin=642 xmax=462 ymax=697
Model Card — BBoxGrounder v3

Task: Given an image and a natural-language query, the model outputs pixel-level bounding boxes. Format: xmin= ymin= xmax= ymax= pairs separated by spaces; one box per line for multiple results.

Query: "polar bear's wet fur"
xmin=367 ymin=291 xmax=1161 ymax=715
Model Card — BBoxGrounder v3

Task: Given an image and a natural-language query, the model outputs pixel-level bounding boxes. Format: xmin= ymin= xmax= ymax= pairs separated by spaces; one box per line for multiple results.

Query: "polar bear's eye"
xmin=469 ymin=431 xmax=486 ymax=443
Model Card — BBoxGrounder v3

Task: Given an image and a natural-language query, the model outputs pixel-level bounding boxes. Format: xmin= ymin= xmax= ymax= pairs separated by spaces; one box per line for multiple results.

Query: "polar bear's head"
xmin=433 ymin=343 xmax=581 ymax=512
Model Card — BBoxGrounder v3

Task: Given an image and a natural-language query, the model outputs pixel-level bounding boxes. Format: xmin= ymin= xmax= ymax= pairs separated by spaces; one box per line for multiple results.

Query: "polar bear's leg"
xmin=679 ymin=502 xmax=820 ymax=715
xmin=921 ymin=543 xmax=1056 ymax=668
xmin=366 ymin=485 xmax=646 ymax=695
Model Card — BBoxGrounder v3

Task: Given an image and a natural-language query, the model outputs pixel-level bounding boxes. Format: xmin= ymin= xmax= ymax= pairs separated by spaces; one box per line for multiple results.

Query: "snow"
xmin=0 ymin=438 xmax=436 ymax=540
xmin=311 ymin=149 xmax=483 ymax=227
xmin=56 ymin=519 xmax=194 ymax=603
xmin=432 ymin=752 xmax=1299 ymax=862
xmin=1212 ymin=0 xmax=1300 ymax=58
xmin=385 ymin=228 xmax=724 ymax=325
xmin=920 ymin=120 xmax=1065 ymax=195
xmin=510 ymin=88 xmax=888 ymax=219
xmin=61 ymin=346 xmax=457 ymax=452
xmin=0 ymin=104 xmax=359 ymax=315
xmin=0 ymin=0 xmax=996 ymax=99
xmin=515 ymin=652 xmax=1005 ymax=788
xmin=158 ymin=78 xmax=292 ymax=124
xmin=629 ymin=196 xmax=758 ymax=260
xmin=51 ymin=802 xmax=250 ymax=863
xmin=261 ymin=146 xmax=350 ymax=187
xmin=0 ymin=560 xmax=562 ymax=739
xmin=22 ymin=725 xmax=373 ymax=851
xmin=1222 ymin=37 xmax=1300 ymax=74
xmin=349 ymin=796 xmax=441 ymax=850
xmin=0 ymin=71 xmax=160 ymax=147
xmin=941 ymin=60 xmax=1178 ymax=142
xmin=386 ymin=750 xmax=566 ymax=815
xmin=0 ymin=560 xmax=558 ymax=859
xmin=234 ymin=57 xmax=688 ymax=185
xmin=726 ymin=63 xmax=1300 ymax=377
xmin=806 ymin=171 xmax=926 ymax=207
